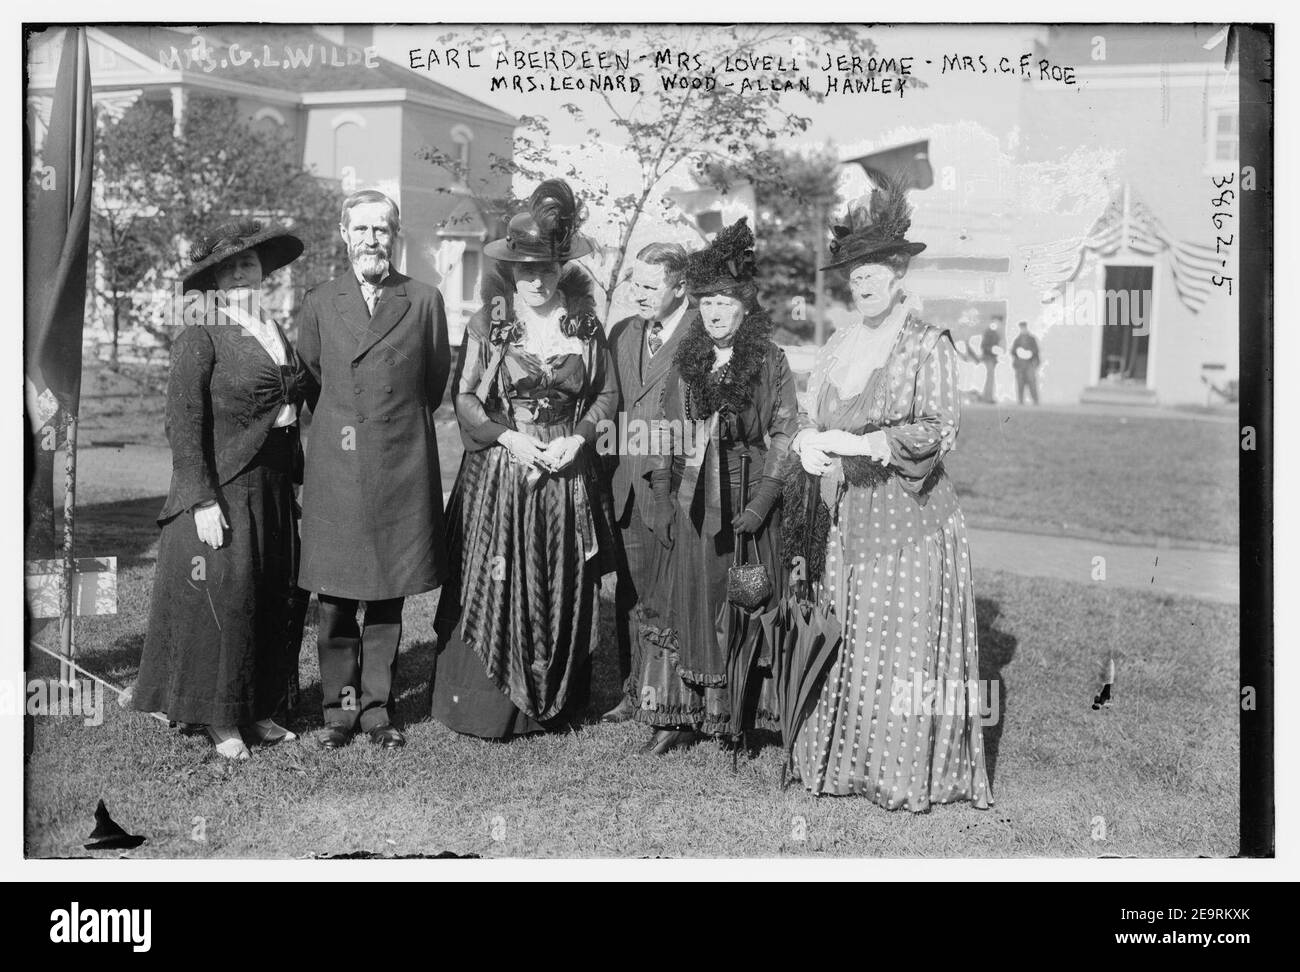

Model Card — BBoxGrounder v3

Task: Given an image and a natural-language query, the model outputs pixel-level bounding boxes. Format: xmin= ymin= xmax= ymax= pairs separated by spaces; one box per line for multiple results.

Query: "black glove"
xmin=731 ymin=476 xmax=782 ymax=535
xmin=649 ymin=467 xmax=675 ymax=548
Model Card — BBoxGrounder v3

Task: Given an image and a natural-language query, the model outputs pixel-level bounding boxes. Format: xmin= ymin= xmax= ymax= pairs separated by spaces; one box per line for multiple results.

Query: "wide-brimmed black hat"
xmin=182 ymin=218 xmax=304 ymax=292
xmin=484 ymin=178 xmax=593 ymax=264
xmin=820 ymin=178 xmax=926 ymax=272
xmin=685 ymin=217 xmax=757 ymax=297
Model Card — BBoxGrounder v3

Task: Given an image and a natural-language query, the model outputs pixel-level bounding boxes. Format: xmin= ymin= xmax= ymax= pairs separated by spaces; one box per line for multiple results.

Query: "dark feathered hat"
xmin=181 ymin=217 xmax=304 ymax=293
xmin=685 ymin=217 xmax=758 ymax=297
xmin=484 ymin=178 xmax=593 ymax=263
xmin=820 ymin=175 xmax=926 ymax=271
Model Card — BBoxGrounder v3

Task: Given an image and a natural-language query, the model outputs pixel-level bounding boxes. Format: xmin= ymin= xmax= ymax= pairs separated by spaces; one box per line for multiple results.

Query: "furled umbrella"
xmin=721 ymin=600 xmax=767 ymax=769
xmin=764 ymin=469 xmax=844 ymax=789
xmin=722 ymin=452 xmax=775 ymax=769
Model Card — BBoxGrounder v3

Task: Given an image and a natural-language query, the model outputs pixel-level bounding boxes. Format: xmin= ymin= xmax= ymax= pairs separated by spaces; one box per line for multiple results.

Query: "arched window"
xmin=251 ymin=106 xmax=287 ymax=138
xmin=331 ymin=113 xmax=368 ymax=180
xmin=449 ymin=124 xmax=474 ymax=182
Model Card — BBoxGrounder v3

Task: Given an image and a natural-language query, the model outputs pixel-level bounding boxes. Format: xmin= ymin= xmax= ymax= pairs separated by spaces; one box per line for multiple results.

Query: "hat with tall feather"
xmin=820 ymin=175 xmax=926 ymax=271
xmin=181 ymin=218 xmax=304 ymax=293
xmin=484 ymin=178 xmax=593 ymax=263
xmin=685 ymin=217 xmax=758 ymax=297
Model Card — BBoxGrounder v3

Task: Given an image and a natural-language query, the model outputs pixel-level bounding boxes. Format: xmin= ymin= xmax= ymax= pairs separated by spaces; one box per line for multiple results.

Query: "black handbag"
xmin=728 ymin=452 xmax=773 ymax=610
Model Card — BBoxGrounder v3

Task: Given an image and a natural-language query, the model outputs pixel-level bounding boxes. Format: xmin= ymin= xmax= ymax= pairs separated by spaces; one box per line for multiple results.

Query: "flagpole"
xmin=59 ymin=411 xmax=78 ymax=686
xmin=57 ymin=29 xmax=91 ymax=688
xmin=813 ymin=198 xmax=828 ymax=346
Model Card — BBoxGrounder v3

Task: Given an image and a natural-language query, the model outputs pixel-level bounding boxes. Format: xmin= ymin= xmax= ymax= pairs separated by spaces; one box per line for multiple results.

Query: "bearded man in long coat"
xmin=297 ymin=189 xmax=450 ymax=750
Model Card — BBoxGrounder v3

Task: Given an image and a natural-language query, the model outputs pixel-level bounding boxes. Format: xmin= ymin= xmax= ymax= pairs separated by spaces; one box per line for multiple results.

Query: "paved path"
xmin=62 ymin=448 xmax=1238 ymax=606
xmin=968 ymin=527 xmax=1239 ymax=605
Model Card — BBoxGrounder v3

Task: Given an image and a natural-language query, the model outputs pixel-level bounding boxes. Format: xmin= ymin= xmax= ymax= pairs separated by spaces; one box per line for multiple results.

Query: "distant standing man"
xmin=297 ymin=189 xmax=451 ymax=750
xmin=601 ymin=242 xmax=694 ymax=723
xmin=1011 ymin=319 xmax=1041 ymax=405
xmin=979 ymin=315 xmax=1004 ymax=404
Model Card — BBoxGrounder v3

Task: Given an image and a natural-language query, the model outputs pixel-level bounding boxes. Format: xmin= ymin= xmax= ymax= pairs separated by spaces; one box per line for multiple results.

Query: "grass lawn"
xmin=945 ymin=406 xmax=1239 ymax=547
xmin=25 ymin=558 xmax=1238 ymax=859
xmin=27 ymin=361 xmax=1238 ymax=858
xmin=74 ymin=362 xmax=1239 ymax=548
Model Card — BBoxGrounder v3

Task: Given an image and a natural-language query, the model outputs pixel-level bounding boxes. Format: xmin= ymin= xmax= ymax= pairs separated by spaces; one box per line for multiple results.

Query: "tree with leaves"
xmin=421 ymin=24 xmax=912 ymax=322
xmin=90 ymin=96 xmax=346 ymax=354
xmin=710 ymin=147 xmax=851 ymax=344
xmin=89 ymin=102 xmax=174 ymax=368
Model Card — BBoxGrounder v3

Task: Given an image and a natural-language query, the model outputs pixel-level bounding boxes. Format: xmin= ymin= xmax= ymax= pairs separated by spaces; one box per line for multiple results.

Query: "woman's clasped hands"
xmin=500 ymin=429 xmax=585 ymax=474
xmin=795 ymin=428 xmax=892 ymax=475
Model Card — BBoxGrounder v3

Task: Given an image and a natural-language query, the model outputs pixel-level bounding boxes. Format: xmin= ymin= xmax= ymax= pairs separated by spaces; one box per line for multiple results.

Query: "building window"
xmin=1210 ymin=106 xmax=1238 ymax=164
xmin=251 ymin=106 xmax=287 ymax=138
xmin=332 ymin=120 xmax=366 ymax=180
xmin=449 ymin=124 xmax=473 ymax=183
xmin=461 ymin=249 xmax=481 ymax=303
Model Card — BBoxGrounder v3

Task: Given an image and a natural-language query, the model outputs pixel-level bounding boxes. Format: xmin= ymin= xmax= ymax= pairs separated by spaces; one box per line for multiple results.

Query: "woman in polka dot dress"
xmin=787 ymin=181 xmax=992 ymax=810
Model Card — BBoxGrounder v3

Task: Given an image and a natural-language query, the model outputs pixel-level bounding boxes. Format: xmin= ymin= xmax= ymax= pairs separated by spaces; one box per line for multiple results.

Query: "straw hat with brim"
xmin=483 ymin=178 xmax=593 ymax=264
xmin=820 ymin=180 xmax=927 ymax=272
xmin=182 ymin=218 xmax=304 ymax=292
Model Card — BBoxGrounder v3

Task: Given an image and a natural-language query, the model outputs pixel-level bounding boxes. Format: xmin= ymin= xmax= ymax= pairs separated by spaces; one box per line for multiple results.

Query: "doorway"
xmin=1098 ymin=265 xmax=1153 ymax=383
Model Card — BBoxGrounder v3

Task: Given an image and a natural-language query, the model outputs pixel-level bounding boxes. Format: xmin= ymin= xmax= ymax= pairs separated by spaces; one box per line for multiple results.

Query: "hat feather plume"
xmin=829 ymin=172 xmax=916 ymax=253
xmin=530 ymin=178 xmax=583 ymax=254
xmin=685 ymin=217 xmax=757 ymax=292
xmin=189 ymin=218 xmax=263 ymax=263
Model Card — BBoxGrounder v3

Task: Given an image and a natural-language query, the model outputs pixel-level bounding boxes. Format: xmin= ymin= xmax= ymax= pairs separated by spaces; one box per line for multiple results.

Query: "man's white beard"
xmin=353 ymin=251 xmax=389 ymax=280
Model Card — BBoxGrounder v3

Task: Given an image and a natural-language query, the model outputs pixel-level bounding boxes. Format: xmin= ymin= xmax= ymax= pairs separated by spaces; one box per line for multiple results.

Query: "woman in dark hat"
xmin=429 ymin=179 xmax=618 ymax=739
xmin=787 ymin=178 xmax=993 ymax=808
xmin=132 ymin=219 xmax=308 ymax=760
xmin=632 ymin=218 xmax=799 ymax=756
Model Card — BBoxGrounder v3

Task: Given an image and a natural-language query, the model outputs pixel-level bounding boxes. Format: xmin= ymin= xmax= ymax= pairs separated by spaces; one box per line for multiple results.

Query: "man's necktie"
xmin=363 ymin=287 xmax=378 ymax=317
xmin=647 ymin=320 xmax=664 ymax=356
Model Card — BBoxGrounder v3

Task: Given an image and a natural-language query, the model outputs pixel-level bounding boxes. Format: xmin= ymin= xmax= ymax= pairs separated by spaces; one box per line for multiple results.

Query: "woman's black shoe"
xmin=639 ymin=728 xmax=698 ymax=756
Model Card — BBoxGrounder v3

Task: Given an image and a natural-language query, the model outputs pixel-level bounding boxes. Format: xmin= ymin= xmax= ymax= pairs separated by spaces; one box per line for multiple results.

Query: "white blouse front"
xmin=514 ymin=295 xmax=586 ymax=361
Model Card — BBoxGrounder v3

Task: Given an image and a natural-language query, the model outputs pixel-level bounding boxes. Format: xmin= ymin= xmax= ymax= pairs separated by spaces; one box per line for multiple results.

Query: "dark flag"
xmin=845 ymin=139 xmax=934 ymax=191
xmin=24 ymin=27 xmax=94 ymax=556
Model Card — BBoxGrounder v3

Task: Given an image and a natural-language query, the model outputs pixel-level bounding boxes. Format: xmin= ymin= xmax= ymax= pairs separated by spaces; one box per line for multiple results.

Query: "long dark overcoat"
xmin=296 ymin=269 xmax=450 ymax=600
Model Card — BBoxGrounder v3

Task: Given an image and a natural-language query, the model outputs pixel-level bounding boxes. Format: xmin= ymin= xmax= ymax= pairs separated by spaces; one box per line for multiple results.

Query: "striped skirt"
xmin=431 ymin=420 xmax=613 ymax=737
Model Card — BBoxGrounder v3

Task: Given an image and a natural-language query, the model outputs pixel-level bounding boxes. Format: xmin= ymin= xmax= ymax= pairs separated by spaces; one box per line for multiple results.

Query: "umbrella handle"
xmin=734 ymin=451 xmax=756 ymax=567
xmin=800 ymin=470 xmax=821 ymax=597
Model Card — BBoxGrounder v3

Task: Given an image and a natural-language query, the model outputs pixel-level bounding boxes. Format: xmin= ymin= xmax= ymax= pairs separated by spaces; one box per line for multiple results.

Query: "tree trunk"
xmin=109 ymin=298 xmax=120 ymax=371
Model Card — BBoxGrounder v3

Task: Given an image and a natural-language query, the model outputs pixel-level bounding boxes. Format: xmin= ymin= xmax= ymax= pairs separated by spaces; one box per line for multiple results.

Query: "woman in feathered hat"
xmin=786 ymin=178 xmax=993 ymax=809
xmin=429 ymin=179 xmax=618 ymax=739
xmin=131 ymin=218 xmax=308 ymax=759
xmin=632 ymin=218 xmax=799 ymax=756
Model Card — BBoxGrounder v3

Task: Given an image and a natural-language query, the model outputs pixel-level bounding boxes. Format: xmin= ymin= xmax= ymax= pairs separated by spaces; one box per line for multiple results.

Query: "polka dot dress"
xmin=791 ymin=316 xmax=993 ymax=811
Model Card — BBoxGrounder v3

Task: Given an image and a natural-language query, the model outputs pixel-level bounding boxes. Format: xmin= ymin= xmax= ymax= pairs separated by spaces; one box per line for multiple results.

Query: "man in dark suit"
xmin=1011 ymin=319 xmax=1041 ymax=404
xmin=979 ymin=315 xmax=1004 ymax=403
xmin=296 ymin=189 xmax=451 ymax=749
xmin=601 ymin=242 xmax=694 ymax=723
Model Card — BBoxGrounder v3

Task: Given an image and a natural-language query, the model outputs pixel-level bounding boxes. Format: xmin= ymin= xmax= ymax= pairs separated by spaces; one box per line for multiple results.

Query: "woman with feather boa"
xmin=429 ymin=180 xmax=618 ymax=739
xmin=633 ymin=219 xmax=800 ymax=756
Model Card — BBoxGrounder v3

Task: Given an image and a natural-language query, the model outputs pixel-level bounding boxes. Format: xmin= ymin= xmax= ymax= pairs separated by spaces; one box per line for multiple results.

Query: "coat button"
xmin=350 ymin=361 xmax=358 ymax=369
xmin=385 ymin=385 xmax=393 ymax=393
xmin=358 ymin=416 xmax=366 ymax=423
xmin=354 ymin=386 xmax=362 ymax=395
